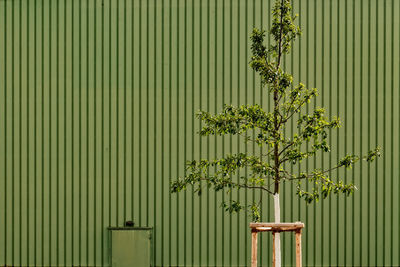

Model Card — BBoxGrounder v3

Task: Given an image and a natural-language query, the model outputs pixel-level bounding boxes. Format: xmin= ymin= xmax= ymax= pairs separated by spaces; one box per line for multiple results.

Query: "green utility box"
xmin=108 ymin=227 xmax=153 ymax=267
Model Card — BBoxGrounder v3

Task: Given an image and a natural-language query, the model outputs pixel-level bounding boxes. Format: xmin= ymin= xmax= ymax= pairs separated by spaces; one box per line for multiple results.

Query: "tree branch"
xmin=285 ymin=165 xmax=343 ymax=181
xmin=197 ymin=177 xmax=275 ymax=195
xmin=278 ymin=140 xmax=296 ymax=157
xmin=284 ymin=92 xmax=300 ymax=117
xmin=238 ymin=184 xmax=274 ymax=195
xmin=282 ymin=95 xmax=311 ymax=124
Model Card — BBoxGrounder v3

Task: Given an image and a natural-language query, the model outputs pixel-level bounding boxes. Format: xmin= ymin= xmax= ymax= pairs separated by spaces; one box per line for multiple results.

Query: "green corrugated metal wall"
xmin=0 ymin=0 xmax=399 ymax=266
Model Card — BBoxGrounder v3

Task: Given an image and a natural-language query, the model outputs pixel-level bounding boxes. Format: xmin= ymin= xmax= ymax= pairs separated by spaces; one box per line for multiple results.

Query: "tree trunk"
xmin=274 ymin=193 xmax=281 ymax=267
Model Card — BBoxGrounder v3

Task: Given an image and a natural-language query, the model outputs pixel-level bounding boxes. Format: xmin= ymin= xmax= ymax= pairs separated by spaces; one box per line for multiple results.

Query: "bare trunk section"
xmin=274 ymin=193 xmax=281 ymax=267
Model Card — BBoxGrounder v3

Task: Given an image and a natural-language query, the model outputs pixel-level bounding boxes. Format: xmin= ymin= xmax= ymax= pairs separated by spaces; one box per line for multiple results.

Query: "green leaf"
xmin=363 ymin=146 xmax=382 ymax=162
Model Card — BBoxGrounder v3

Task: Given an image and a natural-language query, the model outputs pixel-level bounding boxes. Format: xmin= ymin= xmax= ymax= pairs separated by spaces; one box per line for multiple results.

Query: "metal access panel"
xmin=109 ymin=227 xmax=153 ymax=267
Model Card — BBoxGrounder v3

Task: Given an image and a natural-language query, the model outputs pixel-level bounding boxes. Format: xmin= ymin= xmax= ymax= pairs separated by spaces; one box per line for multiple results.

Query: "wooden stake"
xmin=272 ymin=232 xmax=276 ymax=267
xmin=251 ymin=230 xmax=258 ymax=267
xmin=295 ymin=230 xmax=302 ymax=267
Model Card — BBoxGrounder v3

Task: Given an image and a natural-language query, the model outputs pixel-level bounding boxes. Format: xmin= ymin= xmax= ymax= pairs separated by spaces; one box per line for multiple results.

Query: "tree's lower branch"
xmin=238 ymin=184 xmax=274 ymax=195
xmin=197 ymin=177 xmax=275 ymax=195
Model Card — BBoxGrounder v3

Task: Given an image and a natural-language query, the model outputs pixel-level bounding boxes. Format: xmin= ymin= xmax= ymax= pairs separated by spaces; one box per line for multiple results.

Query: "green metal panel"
xmin=0 ymin=0 xmax=399 ymax=266
xmin=109 ymin=228 xmax=152 ymax=267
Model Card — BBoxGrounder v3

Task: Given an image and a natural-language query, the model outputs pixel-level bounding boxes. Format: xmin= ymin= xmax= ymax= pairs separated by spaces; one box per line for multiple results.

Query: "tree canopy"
xmin=171 ymin=0 xmax=381 ymax=222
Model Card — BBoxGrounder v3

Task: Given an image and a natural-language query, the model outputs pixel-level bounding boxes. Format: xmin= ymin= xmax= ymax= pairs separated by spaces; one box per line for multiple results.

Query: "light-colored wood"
xmin=274 ymin=232 xmax=281 ymax=267
xmin=272 ymin=232 xmax=276 ymax=267
xmin=295 ymin=230 xmax=302 ymax=267
xmin=251 ymin=230 xmax=258 ymax=267
xmin=255 ymin=226 xmax=302 ymax=232
xmin=250 ymin=222 xmax=305 ymax=229
xmin=250 ymin=222 xmax=304 ymax=234
xmin=256 ymin=227 xmax=272 ymax=231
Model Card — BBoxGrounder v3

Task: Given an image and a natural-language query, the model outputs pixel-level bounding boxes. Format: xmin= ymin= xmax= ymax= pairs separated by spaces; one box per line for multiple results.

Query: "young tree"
xmin=171 ymin=0 xmax=380 ymax=266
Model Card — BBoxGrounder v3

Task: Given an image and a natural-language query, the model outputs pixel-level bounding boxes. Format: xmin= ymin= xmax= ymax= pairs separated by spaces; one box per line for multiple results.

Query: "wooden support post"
xmin=251 ymin=230 xmax=258 ymax=267
xmin=295 ymin=229 xmax=302 ymax=267
xmin=272 ymin=232 xmax=276 ymax=267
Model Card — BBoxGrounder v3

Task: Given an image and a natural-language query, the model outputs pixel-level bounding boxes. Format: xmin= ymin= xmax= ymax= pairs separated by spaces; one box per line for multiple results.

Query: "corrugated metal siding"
xmin=0 ymin=0 xmax=399 ymax=266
